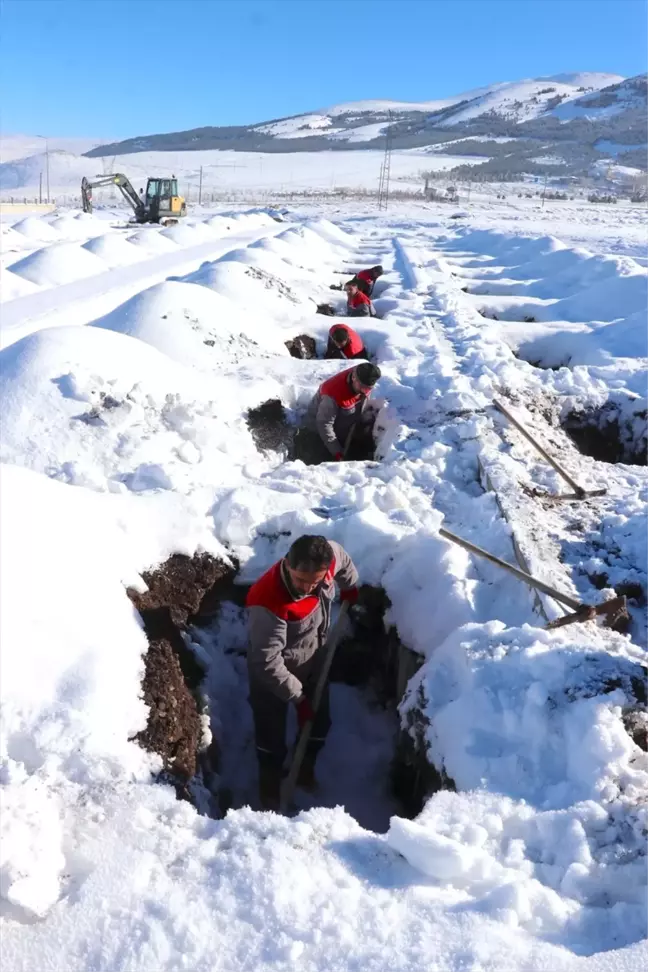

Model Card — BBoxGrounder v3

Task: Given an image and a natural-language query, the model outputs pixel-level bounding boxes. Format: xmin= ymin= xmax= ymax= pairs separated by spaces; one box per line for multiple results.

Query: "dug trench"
xmin=246 ymin=398 xmax=377 ymax=465
xmin=561 ymin=403 xmax=648 ymax=467
xmin=128 ymin=551 xmax=450 ymax=829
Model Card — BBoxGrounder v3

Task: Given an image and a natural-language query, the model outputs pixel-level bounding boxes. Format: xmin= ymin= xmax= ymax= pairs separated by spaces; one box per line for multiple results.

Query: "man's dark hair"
xmin=355 ymin=362 xmax=381 ymax=387
xmin=370 ymin=266 xmax=384 ymax=278
xmin=286 ymin=535 xmax=333 ymax=572
xmin=331 ymin=326 xmax=350 ymax=345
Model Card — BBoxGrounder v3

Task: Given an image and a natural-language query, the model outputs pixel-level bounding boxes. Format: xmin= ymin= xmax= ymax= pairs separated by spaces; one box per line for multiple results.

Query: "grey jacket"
xmin=348 ymin=302 xmax=374 ymax=318
xmin=247 ymin=542 xmax=359 ymax=702
xmin=304 ymin=386 xmax=370 ymax=457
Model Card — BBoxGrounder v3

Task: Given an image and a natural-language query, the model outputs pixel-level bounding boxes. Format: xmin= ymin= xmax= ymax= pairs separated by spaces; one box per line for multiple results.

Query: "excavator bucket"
xmin=81 ymin=177 xmax=93 ymax=214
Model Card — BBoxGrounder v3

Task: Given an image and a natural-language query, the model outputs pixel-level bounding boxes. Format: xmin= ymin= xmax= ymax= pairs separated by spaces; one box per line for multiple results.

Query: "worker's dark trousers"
xmin=248 ymin=676 xmax=331 ymax=773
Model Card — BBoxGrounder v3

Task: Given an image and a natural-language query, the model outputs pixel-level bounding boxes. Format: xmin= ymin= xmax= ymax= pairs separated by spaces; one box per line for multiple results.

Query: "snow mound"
xmin=49 ymin=214 xmax=104 ymax=241
xmin=204 ymin=215 xmax=234 ymax=232
xmin=0 ymin=269 xmax=40 ymax=302
xmin=0 ymin=323 xmax=282 ymax=493
xmin=166 ymin=220 xmax=219 ymax=243
xmin=11 ymin=216 xmax=61 ymax=242
xmin=521 ymin=310 xmax=648 ymax=368
xmin=551 ymin=270 xmax=648 ymax=323
xmin=0 ymin=225 xmax=35 ymax=252
xmin=91 ymin=279 xmax=287 ymax=366
xmin=127 ymin=229 xmax=179 ymax=253
xmin=396 ymin=621 xmax=647 ymax=949
xmin=7 ymin=242 xmax=108 ymax=287
xmin=305 ymin=217 xmax=355 ymax=245
xmin=183 ymin=258 xmax=310 ymax=320
xmin=82 ymin=233 xmax=148 ymax=267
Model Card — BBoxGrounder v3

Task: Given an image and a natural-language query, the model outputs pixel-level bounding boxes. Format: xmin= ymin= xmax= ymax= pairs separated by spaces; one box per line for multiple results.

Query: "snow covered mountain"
xmin=1 ymin=73 xmax=645 ymax=194
xmin=73 ymin=72 xmax=648 ymax=185
xmin=83 ymin=73 xmax=643 ymax=157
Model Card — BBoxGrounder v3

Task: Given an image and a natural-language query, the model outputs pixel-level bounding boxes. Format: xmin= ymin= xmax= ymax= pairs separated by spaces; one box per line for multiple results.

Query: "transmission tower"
xmin=377 ymin=111 xmax=393 ymax=210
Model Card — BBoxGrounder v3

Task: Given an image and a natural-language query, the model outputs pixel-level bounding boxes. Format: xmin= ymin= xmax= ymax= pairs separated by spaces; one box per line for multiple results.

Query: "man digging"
xmin=246 ymin=535 xmax=360 ymax=811
xmin=293 ymin=362 xmax=382 ymax=464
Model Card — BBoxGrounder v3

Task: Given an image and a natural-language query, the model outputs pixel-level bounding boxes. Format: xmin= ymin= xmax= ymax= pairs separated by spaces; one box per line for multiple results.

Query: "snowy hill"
xmin=84 ymin=74 xmax=627 ymax=154
xmin=1 ymin=73 xmax=645 ymax=197
xmin=77 ymin=71 xmax=646 ymax=184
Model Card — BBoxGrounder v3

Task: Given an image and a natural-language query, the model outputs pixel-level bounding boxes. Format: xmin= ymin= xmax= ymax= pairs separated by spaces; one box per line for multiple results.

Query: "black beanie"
xmin=371 ymin=265 xmax=384 ymax=278
xmin=355 ymin=362 xmax=381 ymax=387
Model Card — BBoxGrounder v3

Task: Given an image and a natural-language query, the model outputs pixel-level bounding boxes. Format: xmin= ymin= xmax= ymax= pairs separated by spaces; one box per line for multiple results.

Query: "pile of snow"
xmin=91 ymin=278 xmax=288 ymax=366
xmin=11 ymin=216 xmax=61 ymax=243
xmin=7 ymin=242 xmax=108 ymax=287
xmin=127 ymin=228 xmax=180 ymax=253
xmin=0 ymin=269 xmax=41 ymax=302
xmin=551 ymin=271 xmax=648 ymax=323
xmin=0 ymin=225 xmax=35 ymax=253
xmin=49 ymin=212 xmax=107 ymax=241
xmin=82 ymin=233 xmax=148 ymax=267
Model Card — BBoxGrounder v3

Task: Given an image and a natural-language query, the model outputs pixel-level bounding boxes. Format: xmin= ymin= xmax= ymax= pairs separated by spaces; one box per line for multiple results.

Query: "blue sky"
xmin=1 ymin=0 xmax=645 ymax=138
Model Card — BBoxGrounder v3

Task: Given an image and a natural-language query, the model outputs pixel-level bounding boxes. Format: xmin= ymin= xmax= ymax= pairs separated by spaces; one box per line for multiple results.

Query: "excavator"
xmin=81 ymin=173 xmax=187 ymax=224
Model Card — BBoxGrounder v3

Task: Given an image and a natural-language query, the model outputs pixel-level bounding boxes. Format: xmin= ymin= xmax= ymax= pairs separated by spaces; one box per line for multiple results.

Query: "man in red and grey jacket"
xmin=355 ymin=265 xmax=383 ymax=298
xmin=304 ymin=362 xmax=381 ymax=460
xmin=324 ymin=323 xmax=367 ymax=361
xmin=345 ymin=280 xmax=376 ymax=318
xmin=246 ymin=534 xmax=359 ymax=809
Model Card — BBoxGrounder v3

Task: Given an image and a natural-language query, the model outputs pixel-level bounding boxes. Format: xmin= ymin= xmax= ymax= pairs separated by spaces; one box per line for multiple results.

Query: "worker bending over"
xmin=355 ymin=265 xmax=383 ymax=297
xmin=304 ymin=362 xmax=381 ymax=460
xmin=246 ymin=534 xmax=359 ymax=810
xmin=325 ymin=323 xmax=368 ymax=361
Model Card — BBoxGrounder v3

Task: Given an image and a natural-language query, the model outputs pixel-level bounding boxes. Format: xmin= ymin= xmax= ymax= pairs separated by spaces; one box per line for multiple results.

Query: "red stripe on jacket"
xmin=319 ymin=367 xmax=367 ymax=411
xmin=348 ymin=290 xmax=372 ymax=309
xmin=328 ymin=324 xmax=364 ymax=358
xmin=246 ymin=559 xmax=335 ymax=621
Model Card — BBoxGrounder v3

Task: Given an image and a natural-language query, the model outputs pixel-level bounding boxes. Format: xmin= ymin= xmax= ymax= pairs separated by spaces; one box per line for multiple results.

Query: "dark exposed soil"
xmin=316 ymin=303 xmax=336 ymax=316
xmin=128 ymin=553 xmax=237 ymax=791
xmin=562 ymin=405 xmax=647 ymax=466
xmin=291 ymin=424 xmax=376 ymax=465
xmin=623 ymin=708 xmax=647 ymax=751
xmin=246 ymin=399 xmax=294 ymax=454
xmin=136 ymin=623 xmax=202 ymax=782
xmin=285 ymin=334 xmax=317 ymax=359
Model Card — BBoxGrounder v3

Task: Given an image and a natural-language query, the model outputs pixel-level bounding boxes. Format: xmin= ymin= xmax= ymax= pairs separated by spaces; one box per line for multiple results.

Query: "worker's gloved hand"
xmin=340 ymin=587 xmax=359 ymax=605
xmin=295 ymin=695 xmax=315 ymax=730
xmin=334 ymin=452 xmax=344 ymax=461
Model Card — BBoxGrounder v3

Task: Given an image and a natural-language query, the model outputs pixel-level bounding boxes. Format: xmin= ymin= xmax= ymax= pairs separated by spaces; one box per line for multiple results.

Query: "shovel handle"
xmin=280 ymin=603 xmax=350 ymax=812
xmin=493 ymin=399 xmax=585 ymax=496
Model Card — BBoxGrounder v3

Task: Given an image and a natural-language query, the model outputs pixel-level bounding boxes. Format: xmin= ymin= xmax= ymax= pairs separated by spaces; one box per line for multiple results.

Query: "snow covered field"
xmin=0 ymin=196 xmax=646 ymax=971
xmin=0 ymin=142 xmax=474 ymax=201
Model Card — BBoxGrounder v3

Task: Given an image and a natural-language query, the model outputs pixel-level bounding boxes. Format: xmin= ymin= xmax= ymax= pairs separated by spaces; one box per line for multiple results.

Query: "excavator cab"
xmin=145 ymin=177 xmax=186 ymax=221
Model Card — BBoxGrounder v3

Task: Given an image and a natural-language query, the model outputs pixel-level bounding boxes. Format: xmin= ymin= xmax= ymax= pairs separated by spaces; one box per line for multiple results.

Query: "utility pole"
xmin=37 ymin=135 xmax=50 ymax=203
xmin=541 ymin=171 xmax=548 ymax=209
xmin=199 ymin=165 xmax=203 ymax=205
xmin=39 ymin=171 xmax=43 ymax=204
xmin=377 ymin=110 xmax=393 ymax=211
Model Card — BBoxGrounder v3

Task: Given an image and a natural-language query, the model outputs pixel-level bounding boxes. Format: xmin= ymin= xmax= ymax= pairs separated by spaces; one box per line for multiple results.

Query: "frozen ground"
xmin=0 ymin=195 xmax=646 ymax=971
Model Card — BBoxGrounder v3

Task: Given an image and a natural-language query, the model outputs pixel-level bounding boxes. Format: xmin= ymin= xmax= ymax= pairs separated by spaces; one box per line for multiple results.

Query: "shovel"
xmin=439 ymin=526 xmax=628 ymax=631
xmin=493 ymin=399 xmax=606 ymax=501
xmin=281 ymin=602 xmax=351 ymax=814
